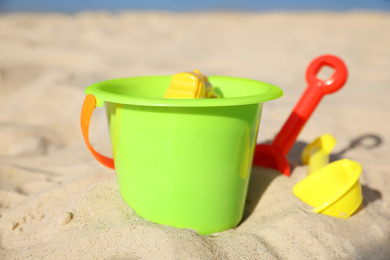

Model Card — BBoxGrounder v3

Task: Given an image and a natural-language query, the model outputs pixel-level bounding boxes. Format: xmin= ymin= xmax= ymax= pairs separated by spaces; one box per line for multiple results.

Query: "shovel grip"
xmin=305 ymin=54 xmax=348 ymax=95
xmin=272 ymin=55 xmax=347 ymax=155
xmin=81 ymin=94 xmax=115 ymax=169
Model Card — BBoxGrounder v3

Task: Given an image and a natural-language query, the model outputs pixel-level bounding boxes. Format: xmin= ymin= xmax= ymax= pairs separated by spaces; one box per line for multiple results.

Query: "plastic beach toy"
xmin=301 ymin=134 xmax=337 ymax=174
xmin=164 ymin=69 xmax=220 ymax=99
xmin=294 ymin=159 xmax=363 ymax=218
xmin=81 ymin=74 xmax=282 ymax=235
xmin=253 ymin=55 xmax=348 ymax=176
xmin=293 ymin=135 xmax=363 ymax=218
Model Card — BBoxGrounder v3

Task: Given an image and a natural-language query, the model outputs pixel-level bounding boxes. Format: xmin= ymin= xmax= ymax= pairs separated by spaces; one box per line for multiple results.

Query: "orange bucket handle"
xmin=80 ymin=94 xmax=115 ymax=169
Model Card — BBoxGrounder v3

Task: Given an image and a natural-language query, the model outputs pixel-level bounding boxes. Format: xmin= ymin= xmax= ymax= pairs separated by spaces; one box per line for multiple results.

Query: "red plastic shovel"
xmin=253 ymin=54 xmax=348 ymax=176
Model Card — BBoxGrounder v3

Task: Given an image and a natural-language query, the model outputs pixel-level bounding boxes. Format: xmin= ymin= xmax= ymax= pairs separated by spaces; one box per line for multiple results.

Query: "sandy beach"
xmin=0 ymin=11 xmax=389 ymax=259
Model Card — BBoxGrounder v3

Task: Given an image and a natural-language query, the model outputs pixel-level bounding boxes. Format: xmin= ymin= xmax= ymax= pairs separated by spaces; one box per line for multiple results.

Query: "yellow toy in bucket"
xmin=164 ymin=69 xmax=221 ymax=99
xmin=294 ymin=134 xmax=363 ymax=219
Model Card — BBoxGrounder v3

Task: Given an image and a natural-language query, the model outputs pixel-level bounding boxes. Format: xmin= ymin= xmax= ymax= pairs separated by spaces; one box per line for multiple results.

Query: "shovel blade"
xmin=253 ymin=144 xmax=291 ymax=176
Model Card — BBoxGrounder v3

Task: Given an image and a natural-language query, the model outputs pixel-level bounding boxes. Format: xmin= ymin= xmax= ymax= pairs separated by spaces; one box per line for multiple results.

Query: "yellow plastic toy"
xmin=294 ymin=159 xmax=363 ymax=218
xmin=301 ymin=134 xmax=337 ymax=174
xmin=164 ymin=69 xmax=221 ymax=99
xmin=294 ymin=134 xmax=363 ymax=219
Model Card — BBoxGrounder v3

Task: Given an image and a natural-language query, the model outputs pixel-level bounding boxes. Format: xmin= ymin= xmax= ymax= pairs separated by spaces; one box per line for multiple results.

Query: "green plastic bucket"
xmin=81 ymin=75 xmax=283 ymax=234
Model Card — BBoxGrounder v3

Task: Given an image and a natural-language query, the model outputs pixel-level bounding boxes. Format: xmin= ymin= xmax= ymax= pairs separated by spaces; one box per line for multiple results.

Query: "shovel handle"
xmin=273 ymin=55 xmax=348 ymax=155
xmin=298 ymin=54 xmax=348 ymax=119
xmin=81 ymin=94 xmax=115 ymax=169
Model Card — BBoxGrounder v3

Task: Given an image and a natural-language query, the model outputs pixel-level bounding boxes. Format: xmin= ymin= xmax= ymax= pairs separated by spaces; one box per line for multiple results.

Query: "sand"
xmin=0 ymin=11 xmax=389 ymax=259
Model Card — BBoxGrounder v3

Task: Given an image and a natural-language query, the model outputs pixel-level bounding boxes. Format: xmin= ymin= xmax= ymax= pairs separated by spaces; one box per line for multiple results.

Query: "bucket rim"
xmin=85 ymin=75 xmax=283 ymax=107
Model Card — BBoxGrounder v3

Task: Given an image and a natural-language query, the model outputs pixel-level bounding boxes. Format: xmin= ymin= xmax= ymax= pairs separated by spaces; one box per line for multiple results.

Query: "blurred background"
xmin=1 ymin=0 xmax=390 ymax=12
xmin=0 ymin=0 xmax=389 ymax=161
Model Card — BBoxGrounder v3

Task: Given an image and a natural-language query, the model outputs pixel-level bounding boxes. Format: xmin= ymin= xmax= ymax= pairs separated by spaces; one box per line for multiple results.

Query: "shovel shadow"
xmin=286 ymin=133 xmax=383 ymax=171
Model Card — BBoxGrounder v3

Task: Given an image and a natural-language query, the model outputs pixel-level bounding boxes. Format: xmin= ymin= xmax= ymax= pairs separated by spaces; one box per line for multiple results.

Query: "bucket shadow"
xmin=361 ymin=184 xmax=382 ymax=207
xmin=352 ymin=185 xmax=382 ymax=216
xmin=240 ymin=166 xmax=279 ymax=223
